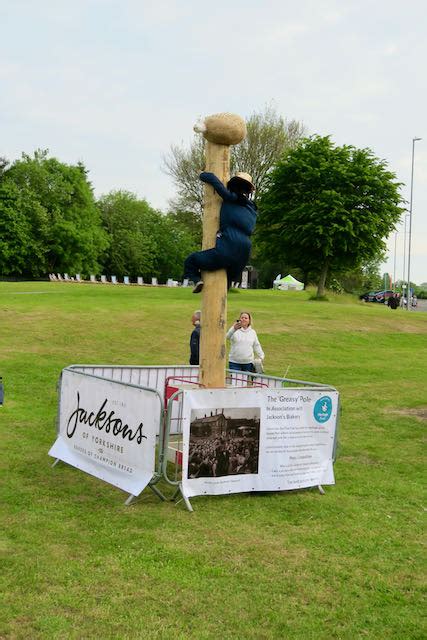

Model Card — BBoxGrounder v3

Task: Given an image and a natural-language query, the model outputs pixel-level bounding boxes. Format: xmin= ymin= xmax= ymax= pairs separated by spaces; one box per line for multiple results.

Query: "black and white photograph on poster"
xmin=188 ymin=408 xmax=260 ymax=479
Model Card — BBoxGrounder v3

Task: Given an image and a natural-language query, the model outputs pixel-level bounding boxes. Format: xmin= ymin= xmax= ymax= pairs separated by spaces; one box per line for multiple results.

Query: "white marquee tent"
xmin=273 ymin=274 xmax=304 ymax=291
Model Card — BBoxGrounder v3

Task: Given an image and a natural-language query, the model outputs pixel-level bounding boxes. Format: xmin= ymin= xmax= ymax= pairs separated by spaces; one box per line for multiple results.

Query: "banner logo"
xmin=313 ymin=396 xmax=332 ymax=423
xmin=66 ymin=392 xmax=147 ymax=444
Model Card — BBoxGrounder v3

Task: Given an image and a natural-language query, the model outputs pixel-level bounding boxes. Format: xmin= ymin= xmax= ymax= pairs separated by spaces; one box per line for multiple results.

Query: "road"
xmin=411 ymin=299 xmax=427 ymax=313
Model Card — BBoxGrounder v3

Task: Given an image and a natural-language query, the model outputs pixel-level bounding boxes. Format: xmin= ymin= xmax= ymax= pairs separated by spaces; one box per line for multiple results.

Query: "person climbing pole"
xmin=183 ymin=171 xmax=257 ymax=293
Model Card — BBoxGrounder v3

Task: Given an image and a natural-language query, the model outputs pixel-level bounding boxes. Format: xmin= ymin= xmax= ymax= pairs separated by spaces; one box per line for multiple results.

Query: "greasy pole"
xmin=200 ymin=141 xmax=229 ymax=387
xmin=194 ymin=113 xmax=247 ymax=388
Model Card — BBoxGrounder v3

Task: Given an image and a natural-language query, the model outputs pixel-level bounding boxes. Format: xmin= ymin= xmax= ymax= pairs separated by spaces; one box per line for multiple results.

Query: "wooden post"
xmin=194 ymin=113 xmax=247 ymax=388
xmin=199 ymin=141 xmax=229 ymax=388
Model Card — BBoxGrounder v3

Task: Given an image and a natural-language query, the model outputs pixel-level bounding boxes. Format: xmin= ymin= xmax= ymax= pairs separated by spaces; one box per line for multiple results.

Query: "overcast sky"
xmin=1 ymin=0 xmax=426 ymax=284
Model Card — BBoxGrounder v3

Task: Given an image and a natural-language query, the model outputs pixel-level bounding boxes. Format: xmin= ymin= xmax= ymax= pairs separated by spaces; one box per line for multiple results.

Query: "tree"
xmin=230 ymin=106 xmax=305 ymax=197
xmin=97 ymin=191 xmax=198 ymax=281
xmin=153 ymin=214 xmax=198 ymax=282
xmin=336 ymin=257 xmax=384 ymax=294
xmin=257 ymin=136 xmax=404 ymax=297
xmin=167 ymin=208 xmax=202 ymax=245
xmin=0 ymin=180 xmax=48 ymax=277
xmin=163 ymin=105 xmax=306 ymax=217
xmin=0 ymin=150 xmax=107 ymax=277
xmin=97 ymin=191 xmax=158 ymax=279
xmin=163 ymin=134 xmax=205 ymax=218
xmin=0 ymin=157 xmax=9 ymax=177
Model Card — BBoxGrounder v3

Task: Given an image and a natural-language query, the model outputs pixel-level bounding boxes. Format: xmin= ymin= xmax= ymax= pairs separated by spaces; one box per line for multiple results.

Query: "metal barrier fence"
xmin=161 ymin=370 xmax=340 ymax=510
xmin=57 ymin=365 xmax=340 ymax=508
xmin=68 ymin=364 xmax=337 ymax=430
xmin=53 ymin=366 xmax=167 ymax=504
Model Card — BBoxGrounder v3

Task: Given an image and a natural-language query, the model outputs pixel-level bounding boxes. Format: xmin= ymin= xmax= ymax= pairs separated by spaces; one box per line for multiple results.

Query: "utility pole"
xmin=406 ymin=137 xmax=422 ymax=309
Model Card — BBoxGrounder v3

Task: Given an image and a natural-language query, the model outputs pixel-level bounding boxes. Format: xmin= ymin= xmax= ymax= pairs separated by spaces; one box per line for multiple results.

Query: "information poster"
xmin=49 ymin=370 xmax=160 ymax=495
xmin=181 ymin=387 xmax=338 ymax=497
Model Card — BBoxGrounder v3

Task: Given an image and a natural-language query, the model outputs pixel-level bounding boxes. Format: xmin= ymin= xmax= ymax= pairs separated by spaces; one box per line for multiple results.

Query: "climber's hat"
xmin=228 ymin=172 xmax=254 ymax=191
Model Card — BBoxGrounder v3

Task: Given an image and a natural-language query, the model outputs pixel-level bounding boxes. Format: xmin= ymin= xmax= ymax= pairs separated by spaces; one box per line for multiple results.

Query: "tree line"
xmin=0 ymin=150 xmax=197 ymax=282
xmin=1 ymin=106 xmax=405 ymax=294
xmin=164 ymin=107 xmax=404 ymax=296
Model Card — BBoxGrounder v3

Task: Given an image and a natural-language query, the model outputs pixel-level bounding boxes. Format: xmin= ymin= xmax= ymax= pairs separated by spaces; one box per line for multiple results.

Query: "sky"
xmin=1 ymin=0 xmax=426 ymax=284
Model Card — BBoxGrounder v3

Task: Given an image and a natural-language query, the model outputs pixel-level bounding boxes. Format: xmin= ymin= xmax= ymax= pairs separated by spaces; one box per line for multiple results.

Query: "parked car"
xmin=359 ymin=291 xmax=377 ymax=302
xmin=360 ymin=290 xmax=394 ymax=303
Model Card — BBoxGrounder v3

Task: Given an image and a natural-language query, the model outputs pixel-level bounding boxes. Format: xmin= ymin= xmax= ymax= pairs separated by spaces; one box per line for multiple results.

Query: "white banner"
xmin=49 ymin=370 xmax=160 ymax=495
xmin=181 ymin=387 xmax=338 ymax=497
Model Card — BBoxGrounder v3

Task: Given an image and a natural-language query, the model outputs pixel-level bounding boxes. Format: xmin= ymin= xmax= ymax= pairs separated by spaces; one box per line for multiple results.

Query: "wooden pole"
xmin=194 ymin=113 xmax=247 ymax=388
xmin=199 ymin=142 xmax=229 ymax=388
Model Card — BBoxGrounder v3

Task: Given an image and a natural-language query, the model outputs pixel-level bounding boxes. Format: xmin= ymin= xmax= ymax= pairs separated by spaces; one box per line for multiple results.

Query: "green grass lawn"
xmin=1 ymin=281 xmax=425 ymax=639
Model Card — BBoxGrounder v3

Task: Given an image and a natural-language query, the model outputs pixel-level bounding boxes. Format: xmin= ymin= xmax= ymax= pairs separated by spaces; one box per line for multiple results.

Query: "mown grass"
xmin=0 ymin=281 xmax=425 ymax=639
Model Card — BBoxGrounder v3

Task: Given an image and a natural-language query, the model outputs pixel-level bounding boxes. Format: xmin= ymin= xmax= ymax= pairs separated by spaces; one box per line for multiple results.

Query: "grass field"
xmin=1 ymin=281 xmax=426 ymax=639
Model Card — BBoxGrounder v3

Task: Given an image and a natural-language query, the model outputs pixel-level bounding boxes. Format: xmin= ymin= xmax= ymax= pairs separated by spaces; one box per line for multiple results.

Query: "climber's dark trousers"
xmin=184 ymin=249 xmax=243 ymax=289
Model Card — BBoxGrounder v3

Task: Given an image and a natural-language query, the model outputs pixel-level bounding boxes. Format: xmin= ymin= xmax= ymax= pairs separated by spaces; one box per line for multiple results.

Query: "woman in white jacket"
xmin=226 ymin=311 xmax=264 ymax=373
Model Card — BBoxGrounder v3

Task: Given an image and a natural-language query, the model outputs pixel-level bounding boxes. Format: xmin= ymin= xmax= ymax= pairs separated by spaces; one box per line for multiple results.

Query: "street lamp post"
xmin=402 ymin=213 xmax=409 ymax=288
xmin=406 ymin=137 xmax=422 ymax=310
xmin=393 ymin=231 xmax=397 ymax=290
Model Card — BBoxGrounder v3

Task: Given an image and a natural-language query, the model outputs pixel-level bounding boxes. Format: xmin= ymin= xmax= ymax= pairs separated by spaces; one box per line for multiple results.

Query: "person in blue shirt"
xmin=184 ymin=171 xmax=257 ymax=293
xmin=189 ymin=310 xmax=201 ymax=365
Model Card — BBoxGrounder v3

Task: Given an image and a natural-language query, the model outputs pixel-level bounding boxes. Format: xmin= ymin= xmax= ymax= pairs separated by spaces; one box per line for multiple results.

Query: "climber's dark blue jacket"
xmin=200 ymin=171 xmax=257 ymax=265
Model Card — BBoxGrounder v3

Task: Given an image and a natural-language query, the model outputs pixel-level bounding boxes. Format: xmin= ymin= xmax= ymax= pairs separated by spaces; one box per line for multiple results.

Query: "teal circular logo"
xmin=314 ymin=396 xmax=332 ymax=423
